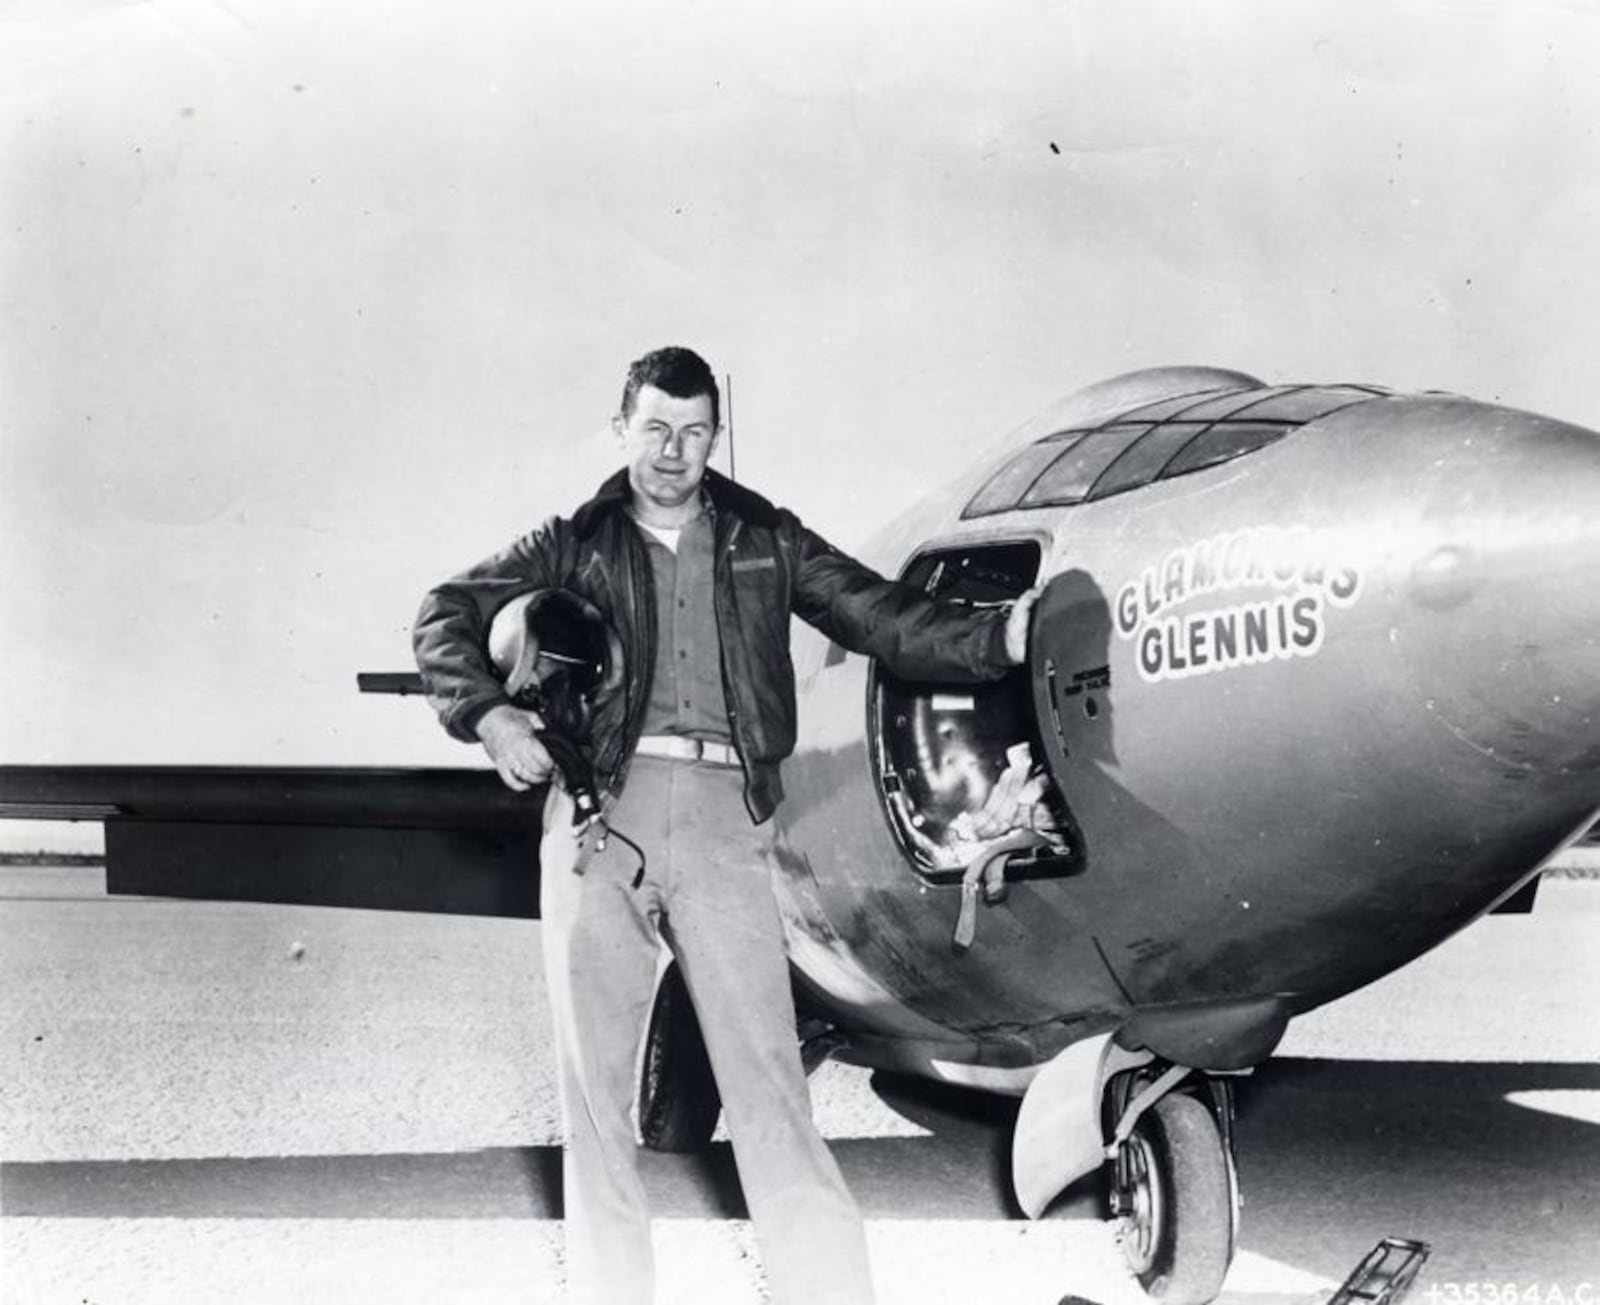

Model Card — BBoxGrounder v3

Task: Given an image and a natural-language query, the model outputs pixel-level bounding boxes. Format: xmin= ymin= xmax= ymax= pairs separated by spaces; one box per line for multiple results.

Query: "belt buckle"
xmin=637 ymin=734 xmax=734 ymax=766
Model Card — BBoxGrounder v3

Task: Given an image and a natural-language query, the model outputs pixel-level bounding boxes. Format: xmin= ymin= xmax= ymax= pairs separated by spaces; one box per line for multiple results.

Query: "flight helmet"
xmin=486 ymin=588 xmax=623 ymax=740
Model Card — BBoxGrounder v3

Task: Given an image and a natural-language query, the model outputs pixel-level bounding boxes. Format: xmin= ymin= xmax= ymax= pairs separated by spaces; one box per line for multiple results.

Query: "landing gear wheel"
xmin=1111 ymin=1092 xmax=1233 ymax=1305
xmin=637 ymin=963 xmax=722 ymax=1152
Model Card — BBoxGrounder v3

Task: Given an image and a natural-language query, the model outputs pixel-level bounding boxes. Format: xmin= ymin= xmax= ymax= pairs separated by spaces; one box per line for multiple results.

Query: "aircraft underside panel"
xmin=0 ymin=766 xmax=546 ymax=919
xmin=107 ymin=819 xmax=541 ymax=918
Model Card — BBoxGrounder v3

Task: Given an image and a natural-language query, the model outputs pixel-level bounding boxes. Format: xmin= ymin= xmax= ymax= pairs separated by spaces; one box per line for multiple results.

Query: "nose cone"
xmin=1383 ymin=398 xmax=1600 ymax=784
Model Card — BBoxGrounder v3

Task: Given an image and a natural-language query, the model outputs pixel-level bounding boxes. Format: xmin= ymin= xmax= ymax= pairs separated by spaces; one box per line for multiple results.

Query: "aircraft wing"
xmin=3 ymin=754 xmax=1576 ymax=919
xmin=1 ymin=665 xmax=1591 ymax=920
xmin=0 ymin=763 xmax=545 ymax=919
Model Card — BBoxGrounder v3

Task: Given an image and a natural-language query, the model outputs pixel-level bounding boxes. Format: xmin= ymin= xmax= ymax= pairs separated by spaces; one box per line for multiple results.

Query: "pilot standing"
xmin=414 ymin=346 xmax=1036 ymax=1305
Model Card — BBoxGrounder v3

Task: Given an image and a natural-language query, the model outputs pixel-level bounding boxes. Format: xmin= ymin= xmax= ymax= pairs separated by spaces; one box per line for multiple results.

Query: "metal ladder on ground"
xmin=1328 ymin=1237 xmax=1433 ymax=1305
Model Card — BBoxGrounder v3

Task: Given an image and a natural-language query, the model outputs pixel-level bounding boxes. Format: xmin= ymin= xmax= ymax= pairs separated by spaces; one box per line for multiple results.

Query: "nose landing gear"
xmin=1013 ymin=1033 xmax=1249 ymax=1305
xmin=1108 ymin=1083 xmax=1237 ymax=1305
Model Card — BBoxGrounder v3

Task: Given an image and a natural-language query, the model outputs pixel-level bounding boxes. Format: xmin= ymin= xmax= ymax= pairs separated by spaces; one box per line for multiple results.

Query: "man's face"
xmin=614 ymin=384 xmax=721 ymax=522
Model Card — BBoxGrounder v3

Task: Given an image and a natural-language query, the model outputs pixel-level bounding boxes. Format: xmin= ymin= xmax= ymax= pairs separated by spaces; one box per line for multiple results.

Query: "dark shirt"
xmin=635 ymin=510 xmax=732 ymax=742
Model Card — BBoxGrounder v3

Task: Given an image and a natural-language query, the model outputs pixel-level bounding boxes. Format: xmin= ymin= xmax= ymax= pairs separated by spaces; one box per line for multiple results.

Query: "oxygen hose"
xmin=597 ymin=822 xmax=649 ymax=889
xmin=537 ymin=728 xmax=649 ymax=887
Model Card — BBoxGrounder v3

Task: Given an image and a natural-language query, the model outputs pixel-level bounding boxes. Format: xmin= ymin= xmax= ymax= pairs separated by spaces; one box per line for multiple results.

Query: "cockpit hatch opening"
xmin=870 ymin=540 xmax=1079 ymax=885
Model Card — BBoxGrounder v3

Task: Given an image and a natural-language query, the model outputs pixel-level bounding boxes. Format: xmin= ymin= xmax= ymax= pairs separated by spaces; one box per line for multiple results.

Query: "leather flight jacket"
xmin=414 ymin=468 xmax=1014 ymax=823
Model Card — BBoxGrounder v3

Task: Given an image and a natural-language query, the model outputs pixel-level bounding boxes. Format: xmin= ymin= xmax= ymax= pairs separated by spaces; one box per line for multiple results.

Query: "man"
xmin=414 ymin=346 xmax=1036 ymax=1304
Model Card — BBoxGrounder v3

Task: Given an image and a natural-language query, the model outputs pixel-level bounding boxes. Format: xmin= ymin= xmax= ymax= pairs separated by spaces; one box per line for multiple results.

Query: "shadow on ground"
xmin=4 ymin=1055 xmax=1595 ymax=1293
xmin=1233 ymin=1058 xmax=1600 ymax=1288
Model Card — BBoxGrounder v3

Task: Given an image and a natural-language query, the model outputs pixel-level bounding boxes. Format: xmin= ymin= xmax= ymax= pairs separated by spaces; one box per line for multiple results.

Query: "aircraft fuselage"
xmin=772 ymin=371 xmax=1600 ymax=1086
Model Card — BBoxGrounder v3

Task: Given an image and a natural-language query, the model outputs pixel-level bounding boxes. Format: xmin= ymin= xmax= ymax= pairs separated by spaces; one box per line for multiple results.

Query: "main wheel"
xmin=637 ymin=963 xmax=722 ymax=1152
xmin=1111 ymin=1091 xmax=1234 ymax=1304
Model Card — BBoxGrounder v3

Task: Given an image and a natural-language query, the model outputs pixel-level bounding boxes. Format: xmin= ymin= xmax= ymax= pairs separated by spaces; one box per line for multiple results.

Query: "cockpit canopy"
xmin=962 ymin=383 xmax=1394 ymax=519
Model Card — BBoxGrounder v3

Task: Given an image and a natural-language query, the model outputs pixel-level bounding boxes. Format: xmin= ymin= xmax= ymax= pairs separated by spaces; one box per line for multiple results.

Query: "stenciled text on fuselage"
xmin=1113 ymin=524 xmax=1362 ymax=683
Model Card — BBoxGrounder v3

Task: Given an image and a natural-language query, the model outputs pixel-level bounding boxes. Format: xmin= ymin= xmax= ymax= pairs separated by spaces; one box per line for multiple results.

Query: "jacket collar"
xmin=572 ymin=467 xmax=781 ymax=539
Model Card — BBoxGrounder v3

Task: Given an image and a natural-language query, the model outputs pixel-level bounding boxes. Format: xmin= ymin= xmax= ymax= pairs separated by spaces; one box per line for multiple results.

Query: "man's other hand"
xmin=1004 ymin=587 xmax=1043 ymax=665
xmin=477 ymin=704 xmax=555 ymax=792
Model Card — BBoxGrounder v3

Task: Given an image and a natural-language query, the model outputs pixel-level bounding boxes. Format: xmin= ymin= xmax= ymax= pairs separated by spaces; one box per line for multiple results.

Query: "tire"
xmin=1112 ymin=1091 xmax=1234 ymax=1305
xmin=637 ymin=963 xmax=722 ymax=1152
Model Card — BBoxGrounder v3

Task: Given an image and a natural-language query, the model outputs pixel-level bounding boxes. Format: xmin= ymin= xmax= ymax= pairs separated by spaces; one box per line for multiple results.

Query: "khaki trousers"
xmin=539 ymin=756 xmax=875 ymax=1305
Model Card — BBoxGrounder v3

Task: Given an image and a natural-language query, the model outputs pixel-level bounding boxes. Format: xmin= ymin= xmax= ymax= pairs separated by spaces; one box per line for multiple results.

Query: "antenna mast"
xmin=724 ymin=372 xmax=736 ymax=483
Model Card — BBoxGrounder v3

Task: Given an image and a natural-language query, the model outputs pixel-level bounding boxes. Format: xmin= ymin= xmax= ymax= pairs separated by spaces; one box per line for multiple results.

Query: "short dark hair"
xmin=620 ymin=346 xmax=720 ymax=429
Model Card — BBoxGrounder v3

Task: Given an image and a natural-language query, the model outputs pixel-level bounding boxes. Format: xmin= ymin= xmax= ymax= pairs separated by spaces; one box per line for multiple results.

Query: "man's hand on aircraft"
xmin=477 ymin=704 xmax=556 ymax=792
xmin=1004 ymin=587 xmax=1043 ymax=665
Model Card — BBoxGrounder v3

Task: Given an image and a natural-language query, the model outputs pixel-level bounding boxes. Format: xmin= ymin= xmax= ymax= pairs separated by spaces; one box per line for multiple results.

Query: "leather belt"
xmin=635 ymin=734 xmax=740 ymax=768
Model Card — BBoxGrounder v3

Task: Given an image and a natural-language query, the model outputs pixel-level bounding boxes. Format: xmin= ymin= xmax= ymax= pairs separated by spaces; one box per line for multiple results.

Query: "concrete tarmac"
xmin=1 ymin=864 xmax=1596 ymax=1304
